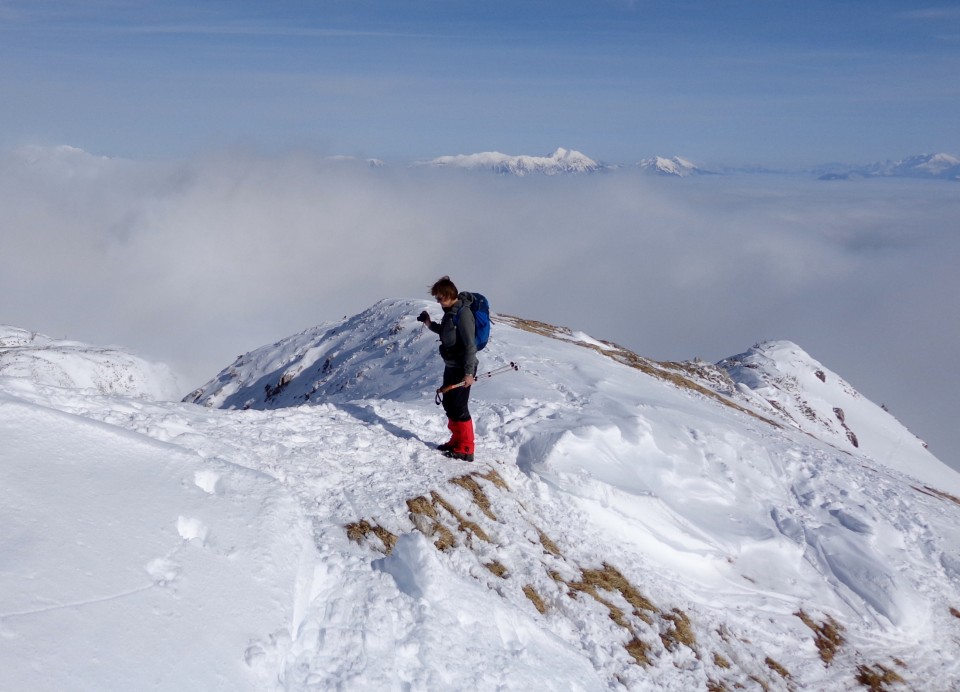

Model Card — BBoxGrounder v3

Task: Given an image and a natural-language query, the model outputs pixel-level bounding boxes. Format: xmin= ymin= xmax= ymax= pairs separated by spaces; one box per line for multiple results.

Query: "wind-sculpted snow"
xmin=4 ymin=301 xmax=960 ymax=689
xmin=0 ymin=325 xmax=181 ymax=400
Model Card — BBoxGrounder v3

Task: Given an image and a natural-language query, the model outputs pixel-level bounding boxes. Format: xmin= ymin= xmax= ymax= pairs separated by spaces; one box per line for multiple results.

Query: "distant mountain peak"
xmin=638 ymin=155 xmax=704 ymax=177
xmin=419 ymin=147 xmax=603 ymax=175
xmin=816 ymin=152 xmax=960 ymax=181
xmin=904 ymin=152 xmax=960 ymax=175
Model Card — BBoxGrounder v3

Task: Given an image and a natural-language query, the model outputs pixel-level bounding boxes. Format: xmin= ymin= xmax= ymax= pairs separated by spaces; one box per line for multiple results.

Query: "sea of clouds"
xmin=2 ymin=145 xmax=957 ymax=466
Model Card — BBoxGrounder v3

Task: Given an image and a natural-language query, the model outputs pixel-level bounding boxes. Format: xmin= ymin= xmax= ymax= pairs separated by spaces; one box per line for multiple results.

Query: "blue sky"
xmin=1 ymin=0 xmax=957 ymax=165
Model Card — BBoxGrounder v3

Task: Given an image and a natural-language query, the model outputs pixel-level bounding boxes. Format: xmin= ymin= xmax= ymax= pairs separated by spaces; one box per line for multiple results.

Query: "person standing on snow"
xmin=417 ymin=276 xmax=477 ymax=461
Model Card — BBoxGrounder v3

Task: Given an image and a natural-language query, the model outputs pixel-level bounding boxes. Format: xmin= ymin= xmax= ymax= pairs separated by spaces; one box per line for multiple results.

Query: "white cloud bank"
xmin=2 ymin=145 xmax=958 ymax=466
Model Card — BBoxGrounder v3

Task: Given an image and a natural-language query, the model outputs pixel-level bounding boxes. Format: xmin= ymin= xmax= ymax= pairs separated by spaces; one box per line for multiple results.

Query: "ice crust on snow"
xmin=4 ymin=300 xmax=960 ymax=690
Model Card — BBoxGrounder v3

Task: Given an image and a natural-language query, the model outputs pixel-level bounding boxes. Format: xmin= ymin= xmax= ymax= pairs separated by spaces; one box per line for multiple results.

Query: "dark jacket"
xmin=429 ymin=292 xmax=478 ymax=376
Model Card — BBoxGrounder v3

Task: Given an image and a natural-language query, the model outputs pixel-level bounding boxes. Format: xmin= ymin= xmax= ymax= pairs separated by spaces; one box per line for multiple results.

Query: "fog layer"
xmin=2 ymin=147 xmax=957 ymax=466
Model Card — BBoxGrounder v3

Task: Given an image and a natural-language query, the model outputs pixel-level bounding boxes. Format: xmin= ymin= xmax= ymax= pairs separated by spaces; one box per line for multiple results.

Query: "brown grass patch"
xmin=661 ymin=608 xmax=697 ymax=653
xmin=344 ymin=519 xmax=398 ymax=554
xmin=450 ymin=474 xmax=497 ymax=520
xmin=713 ymin=653 xmax=731 ymax=669
xmin=624 ymin=637 xmax=651 ymax=666
xmin=476 ymin=469 xmax=509 ymax=491
xmin=918 ymin=486 xmax=960 ymax=507
xmin=551 ymin=563 xmax=661 ymax=666
xmin=497 ymin=315 xmax=569 ymax=340
xmin=796 ymin=610 xmax=845 ymax=665
xmin=432 ymin=524 xmax=456 ymax=551
xmin=765 ymin=657 xmax=790 ymax=680
xmin=536 ymin=528 xmax=562 ymax=557
xmin=345 ymin=520 xmax=370 ymax=544
xmin=485 ymin=561 xmax=508 ymax=578
xmin=406 ymin=495 xmax=438 ymax=519
xmin=431 ymin=490 xmax=490 ymax=544
xmin=579 ymin=564 xmax=658 ymax=623
xmin=856 ymin=663 xmax=905 ymax=691
xmin=406 ymin=495 xmax=456 ymax=550
xmin=523 ymin=585 xmax=548 ymax=614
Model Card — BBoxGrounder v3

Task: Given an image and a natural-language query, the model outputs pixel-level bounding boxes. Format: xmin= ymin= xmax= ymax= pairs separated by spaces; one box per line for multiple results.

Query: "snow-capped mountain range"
xmin=815 ymin=152 xmax=960 ymax=181
xmin=415 ymin=149 xmax=708 ymax=177
xmin=418 ymin=147 xmax=959 ymax=180
xmin=5 ymin=299 xmax=960 ymax=690
xmin=14 ymin=143 xmax=958 ymax=181
xmin=419 ymin=147 xmax=604 ymax=176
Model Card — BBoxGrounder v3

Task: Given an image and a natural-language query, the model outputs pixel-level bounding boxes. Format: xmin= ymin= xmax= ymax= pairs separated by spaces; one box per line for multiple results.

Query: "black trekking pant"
xmin=442 ymin=366 xmax=472 ymax=422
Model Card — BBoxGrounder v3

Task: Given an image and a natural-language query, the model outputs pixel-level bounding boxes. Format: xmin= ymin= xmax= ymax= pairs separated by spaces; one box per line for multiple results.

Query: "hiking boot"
xmin=442 ymin=450 xmax=474 ymax=462
xmin=437 ymin=419 xmax=457 ymax=452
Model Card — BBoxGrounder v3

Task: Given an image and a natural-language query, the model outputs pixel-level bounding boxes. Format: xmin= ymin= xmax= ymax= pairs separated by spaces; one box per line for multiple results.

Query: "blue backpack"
xmin=454 ymin=292 xmax=491 ymax=351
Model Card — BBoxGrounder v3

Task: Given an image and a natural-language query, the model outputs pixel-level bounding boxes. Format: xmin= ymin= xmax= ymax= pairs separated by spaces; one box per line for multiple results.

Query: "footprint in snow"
xmin=145 ymin=557 xmax=181 ymax=585
xmin=177 ymin=516 xmax=209 ymax=544
xmin=194 ymin=470 xmax=221 ymax=495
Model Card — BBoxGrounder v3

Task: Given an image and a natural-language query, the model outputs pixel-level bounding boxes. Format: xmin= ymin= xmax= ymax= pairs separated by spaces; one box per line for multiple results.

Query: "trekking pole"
xmin=435 ymin=361 xmax=520 ymax=405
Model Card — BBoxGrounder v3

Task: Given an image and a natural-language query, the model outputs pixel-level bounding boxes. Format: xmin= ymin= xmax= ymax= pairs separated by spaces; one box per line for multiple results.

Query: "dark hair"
xmin=430 ymin=276 xmax=458 ymax=301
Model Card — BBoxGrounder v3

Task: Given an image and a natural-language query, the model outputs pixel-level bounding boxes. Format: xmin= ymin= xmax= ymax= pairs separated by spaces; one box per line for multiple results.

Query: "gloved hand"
xmin=417 ymin=310 xmax=431 ymax=324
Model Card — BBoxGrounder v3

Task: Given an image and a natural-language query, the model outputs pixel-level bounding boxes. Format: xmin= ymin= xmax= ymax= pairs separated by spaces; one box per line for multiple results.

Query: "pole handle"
xmin=435 ymin=381 xmax=465 ymax=405
xmin=434 ymin=361 xmax=520 ymax=405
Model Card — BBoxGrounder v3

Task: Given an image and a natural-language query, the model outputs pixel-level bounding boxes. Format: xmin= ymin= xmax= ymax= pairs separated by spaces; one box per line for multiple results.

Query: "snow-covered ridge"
xmin=185 ymin=303 xmax=948 ymax=488
xmin=418 ymin=147 xmax=604 ymax=175
xmin=0 ymin=325 xmax=180 ymax=399
xmin=816 ymin=152 xmax=960 ymax=181
xmin=6 ymin=302 xmax=960 ymax=689
xmin=185 ymin=301 xmax=751 ymax=416
xmin=715 ymin=340 xmax=940 ymax=482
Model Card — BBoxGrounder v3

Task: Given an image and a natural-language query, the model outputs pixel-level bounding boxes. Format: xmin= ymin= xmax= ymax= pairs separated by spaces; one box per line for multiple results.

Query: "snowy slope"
xmin=716 ymin=341 xmax=949 ymax=490
xmin=0 ymin=325 xmax=181 ymax=400
xmin=5 ymin=300 xmax=960 ymax=690
xmin=420 ymin=148 xmax=603 ymax=175
xmin=0 ymin=386 xmax=306 ymax=690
